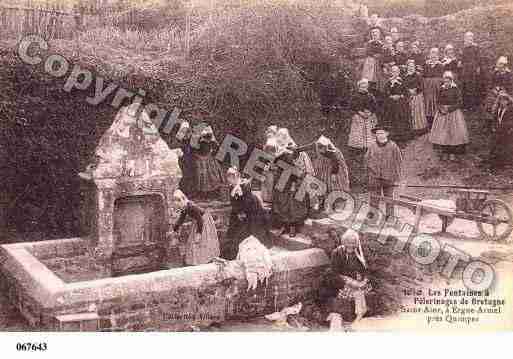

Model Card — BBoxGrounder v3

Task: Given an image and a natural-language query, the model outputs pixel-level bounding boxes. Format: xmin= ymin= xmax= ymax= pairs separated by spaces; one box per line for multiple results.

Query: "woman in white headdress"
xmin=314 ymin=136 xmax=350 ymax=197
xmin=423 ymin=47 xmax=444 ymax=127
xmin=382 ymin=65 xmax=414 ymax=145
xmin=224 ymin=167 xmax=272 ymax=260
xmin=484 ymin=56 xmax=512 ymax=114
xmin=172 ymin=189 xmax=220 ymax=265
xmin=295 ymin=135 xmax=350 ymax=210
xmin=271 ymin=128 xmax=315 ymax=237
xmin=362 ymin=28 xmax=384 ymax=91
xmin=348 ymin=78 xmax=378 ymax=150
xmin=404 ymin=59 xmax=428 ymax=134
xmin=329 ymin=229 xmax=371 ymax=323
xmin=265 ymin=125 xmax=278 ymax=140
xmin=189 ymin=124 xmax=225 ymax=199
xmin=429 ymin=71 xmax=469 ymax=161
xmin=441 ymin=44 xmax=460 ymax=81
xmin=276 ymin=128 xmax=315 ymax=175
xmin=382 ymin=35 xmax=396 ymax=77
xmin=260 ymin=125 xmax=279 ymax=203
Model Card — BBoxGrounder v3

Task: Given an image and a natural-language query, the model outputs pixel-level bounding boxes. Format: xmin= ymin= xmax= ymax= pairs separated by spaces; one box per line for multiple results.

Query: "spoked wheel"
xmin=477 ymin=199 xmax=513 ymax=241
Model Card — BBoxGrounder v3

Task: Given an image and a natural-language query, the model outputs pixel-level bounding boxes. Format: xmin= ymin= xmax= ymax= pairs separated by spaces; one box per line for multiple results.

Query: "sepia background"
xmin=1 ymin=0 xmax=513 ymax=332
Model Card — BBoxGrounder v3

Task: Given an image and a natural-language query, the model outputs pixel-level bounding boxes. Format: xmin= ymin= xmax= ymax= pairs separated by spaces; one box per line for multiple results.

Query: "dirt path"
xmin=392 ymin=126 xmax=513 ymax=241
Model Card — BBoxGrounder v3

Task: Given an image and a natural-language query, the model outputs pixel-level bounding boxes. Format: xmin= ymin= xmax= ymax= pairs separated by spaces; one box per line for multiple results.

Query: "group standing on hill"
xmin=166 ymin=9 xmax=513 ymax=328
xmin=358 ymin=17 xmax=513 ymax=166
xmin=171 ymin=12 xmax=512 ymax=257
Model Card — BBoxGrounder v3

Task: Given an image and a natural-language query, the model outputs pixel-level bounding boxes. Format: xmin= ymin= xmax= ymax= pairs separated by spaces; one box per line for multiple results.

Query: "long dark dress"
xmin=423 ymin=61 xmax=444 ymax=119
xmin=404 ymin=72 xmax=428 ymax=132
xmin=362 ymin=40 xmax=383 ymax=86
xmin=461 ymin=45 xmax=483 ymax=109
xmin=489 ymin=104 xmax=513 ymax=167
xmin=224 ymin=181 xmax=272 ymax=260
xmin=382 ymin=47 xmax=395 ymax=75
xmin=178 ymin=139 xmax=195 ymax=197
xmin=271 ymin=149 xmax=311 ymax=228
xmin=329 ymin=245 xmax=369 ymax=322
xmin=190 ymin=136 xmax=225 ymax=198
xmin=382 ymin=78 xmax=414 ymax=144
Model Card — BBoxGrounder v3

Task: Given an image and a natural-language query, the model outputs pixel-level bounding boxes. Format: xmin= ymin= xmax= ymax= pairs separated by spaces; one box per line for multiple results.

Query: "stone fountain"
xmin=0 ymin=106 xmax=331 ymax=331
xmin=79 ymin=105 xmax=181 ymax=277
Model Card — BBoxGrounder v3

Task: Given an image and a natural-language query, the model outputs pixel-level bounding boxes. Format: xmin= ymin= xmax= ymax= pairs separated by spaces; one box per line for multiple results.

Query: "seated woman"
xmin=328 ymin=229 xmax=371 ymax=324
xmin=223 ymin=167 xmax=272 ymax=260
xmin=190 ymin=125 xmax=225 ymax=200
xmin=172 ymin=189 xmax=220 ymax=266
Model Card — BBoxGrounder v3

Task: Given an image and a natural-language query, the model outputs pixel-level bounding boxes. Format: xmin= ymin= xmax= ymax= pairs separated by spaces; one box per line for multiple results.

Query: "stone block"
xmin=55 ymin=312 xmax=99 ymax=332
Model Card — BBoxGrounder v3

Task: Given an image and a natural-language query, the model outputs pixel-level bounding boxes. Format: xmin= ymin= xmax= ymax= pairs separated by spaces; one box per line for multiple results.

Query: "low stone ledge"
xmin=1 ymin=238 xmax=330 ymax=330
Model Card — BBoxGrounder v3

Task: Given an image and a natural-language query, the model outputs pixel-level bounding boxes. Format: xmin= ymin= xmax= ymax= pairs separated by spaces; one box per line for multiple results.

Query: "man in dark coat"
xmin=483 ymin=92 xmax=513 ymax=169
xmin=460 ymin=32 xmax=483 ymax=110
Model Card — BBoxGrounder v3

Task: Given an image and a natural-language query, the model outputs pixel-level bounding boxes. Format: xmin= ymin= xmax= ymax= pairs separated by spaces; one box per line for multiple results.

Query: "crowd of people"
xmin=169 ymin=13 xmax=513 ymax=326
xmin=356 ymin=16 xmax=513 ymax=166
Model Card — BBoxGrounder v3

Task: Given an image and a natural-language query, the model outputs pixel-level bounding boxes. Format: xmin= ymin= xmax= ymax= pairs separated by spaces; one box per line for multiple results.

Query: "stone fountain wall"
xmin=0 ymin=238 xmax=329 ymax=331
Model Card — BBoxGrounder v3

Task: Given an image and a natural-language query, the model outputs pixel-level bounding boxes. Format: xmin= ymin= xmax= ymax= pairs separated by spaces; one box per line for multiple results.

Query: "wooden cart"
xmin=370 ymin=189 xmax=513 ymax=241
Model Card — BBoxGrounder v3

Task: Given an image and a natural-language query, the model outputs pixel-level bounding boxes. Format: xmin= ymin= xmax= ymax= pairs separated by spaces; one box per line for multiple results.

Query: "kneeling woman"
xmin=224 ymin=167 xmax=272 ymax=260
xmin=329 ymin=229 xmax=371 ymax=323
xmin=429 ymin=71 xmax=470 ymax=161
xmin=172 ymin=190 xmax=220 ymax=266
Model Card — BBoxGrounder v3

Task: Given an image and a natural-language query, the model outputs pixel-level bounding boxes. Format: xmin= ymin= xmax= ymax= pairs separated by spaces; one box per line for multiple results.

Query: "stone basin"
xmin=0 ymin=233 xmax=330 ymax=331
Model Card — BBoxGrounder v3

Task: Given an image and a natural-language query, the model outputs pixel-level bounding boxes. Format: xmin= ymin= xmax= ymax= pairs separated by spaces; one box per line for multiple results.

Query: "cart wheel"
xmin=477 ymin=199 xmax=513 ymax=241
